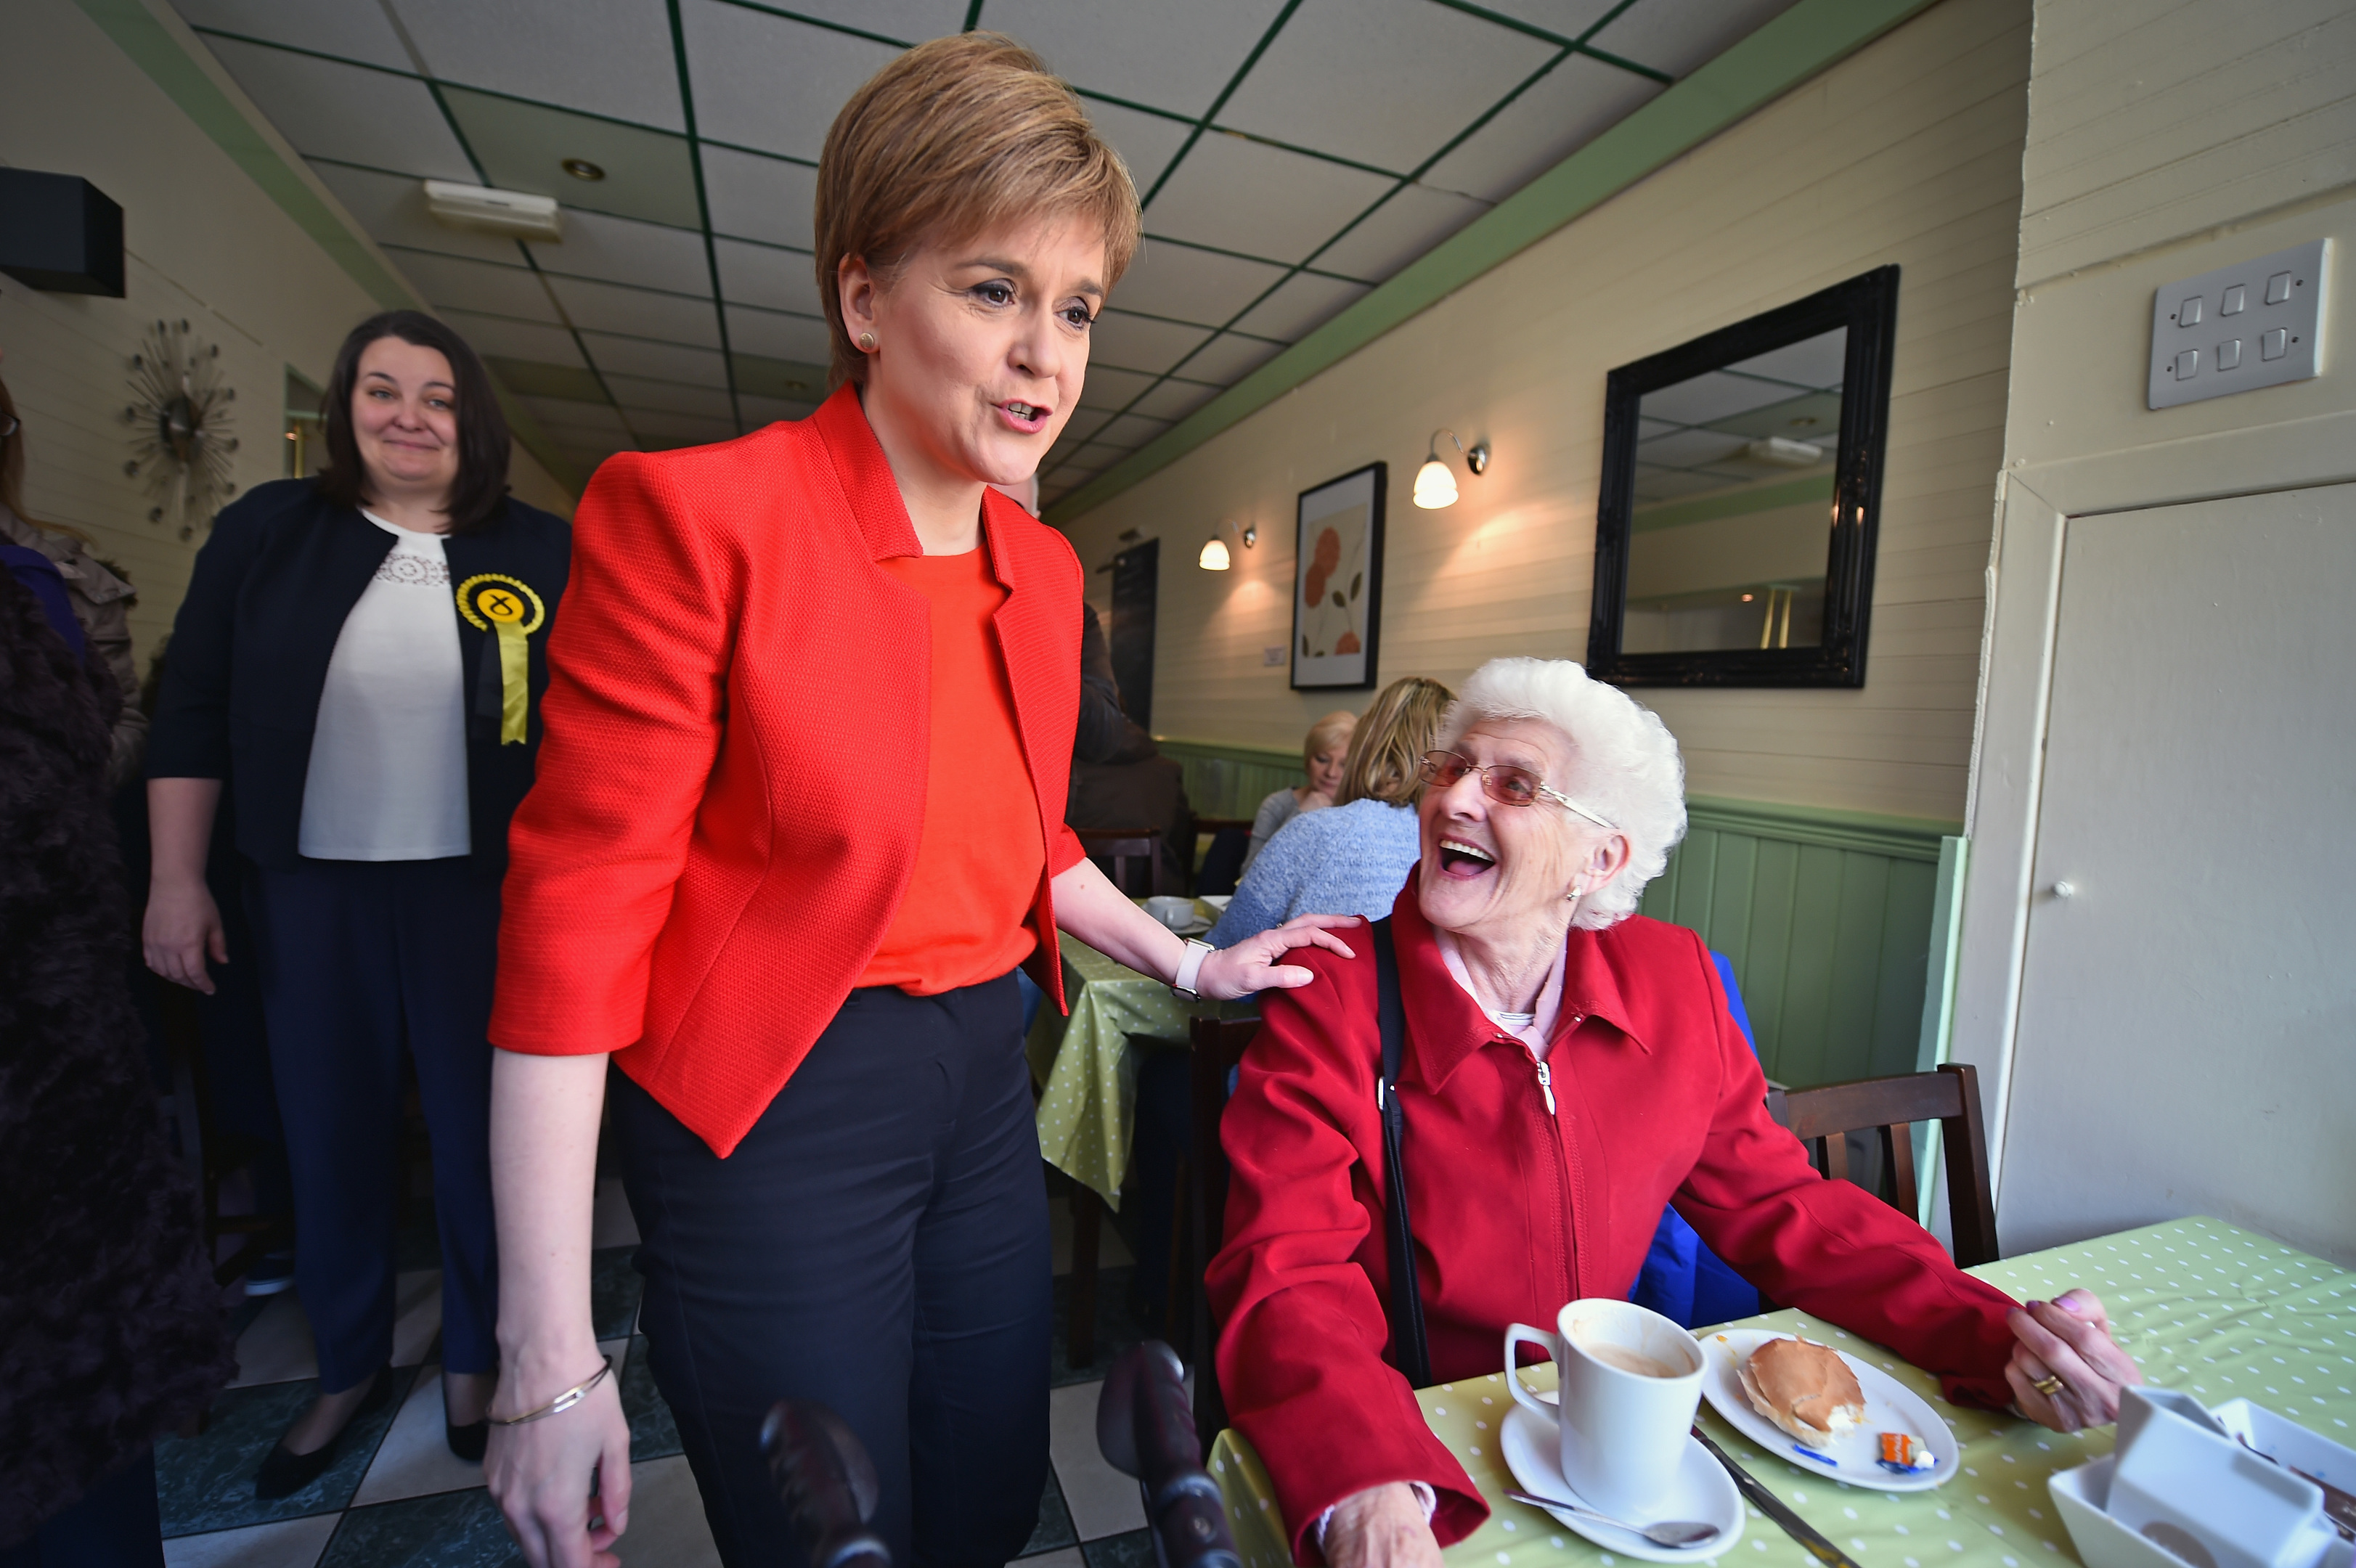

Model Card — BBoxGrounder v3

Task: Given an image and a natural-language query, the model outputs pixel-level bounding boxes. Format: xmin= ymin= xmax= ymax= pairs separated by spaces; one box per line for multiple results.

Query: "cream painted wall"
xmin=1949 ymin=0 xmax=2356 ymax=1261
xmin=1 ymin=0 xmax=571 ymax=664
xmin=1061 ymin=0 xmax=2030 ymax=824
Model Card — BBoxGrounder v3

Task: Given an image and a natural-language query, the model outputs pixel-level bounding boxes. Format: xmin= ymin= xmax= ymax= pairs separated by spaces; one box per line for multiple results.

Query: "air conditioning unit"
xmin=1742 ymin=436 xmax=1825 ymax=468
xmin=422 ymin=181 xmax=562 ymax=241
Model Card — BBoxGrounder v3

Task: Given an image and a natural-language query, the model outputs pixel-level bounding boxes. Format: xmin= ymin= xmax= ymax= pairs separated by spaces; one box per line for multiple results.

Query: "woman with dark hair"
xmin=144 ymin=309 xmax=569 ymax=1497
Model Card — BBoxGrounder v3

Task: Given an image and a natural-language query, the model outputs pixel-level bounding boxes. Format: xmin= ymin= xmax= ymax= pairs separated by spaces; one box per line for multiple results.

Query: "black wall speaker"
xmin=0 ymin=171 xmax=126 ymax=297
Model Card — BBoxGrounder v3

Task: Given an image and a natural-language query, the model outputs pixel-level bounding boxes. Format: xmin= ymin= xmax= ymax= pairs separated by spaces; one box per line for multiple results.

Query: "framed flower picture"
xmin=1290 ymin=461 xmax=1385 ymax=690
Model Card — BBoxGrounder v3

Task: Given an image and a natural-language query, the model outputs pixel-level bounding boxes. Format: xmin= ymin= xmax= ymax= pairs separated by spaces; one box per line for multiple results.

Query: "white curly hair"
xmin=1432 ymin=657 xmax=1687 ymax=930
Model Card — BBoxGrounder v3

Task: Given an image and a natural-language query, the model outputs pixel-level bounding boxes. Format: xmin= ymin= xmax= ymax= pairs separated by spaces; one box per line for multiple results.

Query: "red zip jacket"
xmin=1208 ymin=870 xmax=2021 ymax=1558
xmin=489 ymin=386 xmax=1086 ymax=1156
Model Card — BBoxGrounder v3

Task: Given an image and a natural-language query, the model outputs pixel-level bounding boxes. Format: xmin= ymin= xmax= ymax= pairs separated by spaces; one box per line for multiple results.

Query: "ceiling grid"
xmin=167 ymin=0 xmax=1802 ymax=499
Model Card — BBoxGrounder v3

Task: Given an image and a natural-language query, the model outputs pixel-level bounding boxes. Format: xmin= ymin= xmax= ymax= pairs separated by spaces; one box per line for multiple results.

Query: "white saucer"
xmin=1499 ymin=1405 xmax=1745 ymax=1562
xmin=1696 ymin=1328 xmax=1959 ymax=1493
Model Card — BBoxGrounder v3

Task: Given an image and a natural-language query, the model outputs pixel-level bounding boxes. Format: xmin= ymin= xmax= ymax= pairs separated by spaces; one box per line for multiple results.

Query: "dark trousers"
xmin=245 ymin=857 xmax=501 ymax=1389
xmin=613 ymin=974 xmax=1051 ymax=1568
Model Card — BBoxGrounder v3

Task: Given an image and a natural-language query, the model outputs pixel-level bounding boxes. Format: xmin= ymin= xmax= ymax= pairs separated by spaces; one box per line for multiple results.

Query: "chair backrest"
xmin=1764 ymin=1062 xmax=2000 ymax=1267
xmin=1192 ymin=826 xmax=1250 ymax=898
xmin=1183 ymin=1014 xmax=1260 ymax=1451
xmin=1078 ymin=827 xmax=1166 ymax=897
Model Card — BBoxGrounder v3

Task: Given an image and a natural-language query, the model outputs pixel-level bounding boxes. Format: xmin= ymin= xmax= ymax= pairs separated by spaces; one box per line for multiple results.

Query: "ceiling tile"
xmin=738 ymin=394 xmax=820 ymax=426
xmin=1126 ymin=377 xmax=1221 ymax=422
xmin=485 ymin=356 xmax=607 ymax=401
xmin=733 ymin=354 xmax=831 ymax=401
xmin=1640 ymin=369 xmax=1795 ymax=425
xmin=1422 ymin=52 xmax=1663 ymax=203
xmin=391 ymin=0 xmax=686 ymax=130
xmin=399 ymin=252 xmax=561 ymax=322
xmin=172 ymin=0 xmax=414 ymax=69
xmin=439 ymin=311 xmax=584 ymax=366
xmin=1088 ymin=412 xmax=1172 ymax=449
xmin=1585 ymin=0 xmax=1802 ymax=78
xmin=725 ymin=308 xmax=834 ymax=364
xmin=780 ymin=1 xmax=966 ymax=36
xmin=1088 ymin=311 xmax=1214 ymax=377
xmin=311 ymin=161 xmax=516 ymax=264
xmin=1228 ymin=271 xmax=1369 ymax=340
xmin=441 ymin=88 xmax=701 ymax=229
xmin=1636 ymin=428 xmax=1748 ymax=468
xmin=1077 ymin=99 xmax=1194 ymax=200
xmin=200 ymin=37 xmax=475 ymax=179
xmin=527 ymin=209 xmax=710 ymax=294
xmin=1453 ymin=0 xmax=1624 ymax=39
xmin=1145 ymin=132 xmax=1394 ymax=265
xmin=1217 ymin=0 xmax=1552 ymax=174
xmin=1077 ymin=364 xmax=1160 ymax=412
xmin=580 ymin=333 xmax=725 ymax=384
xmin=714 ymin=238 xmax=824 ymax=317
xmin=1310 ymin=181 xmax=1488 ymax=278
xmin=604 ymin=375 xmax=736 ymax=418
xmin=524 ymin=399 xmax=632 ymax=438
xmin=1109 ymin=239 xmax=1288 ymax=330
xmin=630 ymin=409 xmax=741 ymax=446
xmin=1727 ymin=327 xmax=1847 ymax=390
xmin=1179 ymin=331 xmax=1285 ymax=383
xmin=681 ymin=0 xmax=900 ymax=161
xmin=558 ymin=449 xmax=633 ymax=478
xmin=701 ymin=147 xmax=819 ymax=252
xmin=988 ymin=0 xmax=1289 ymax=118
xmin=546 ymin=277 xmax=722 ymax=347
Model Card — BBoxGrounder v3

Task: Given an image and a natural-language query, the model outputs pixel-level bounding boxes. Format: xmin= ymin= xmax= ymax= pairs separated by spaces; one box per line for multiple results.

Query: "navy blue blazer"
xmin=148 ymin=478 xmax=571 ymax=872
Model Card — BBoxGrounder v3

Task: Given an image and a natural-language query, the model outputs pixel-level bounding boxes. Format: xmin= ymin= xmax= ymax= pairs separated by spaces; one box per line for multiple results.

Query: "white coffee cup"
xmin=1506 ymin=1299 xmax=1706 ymax=1518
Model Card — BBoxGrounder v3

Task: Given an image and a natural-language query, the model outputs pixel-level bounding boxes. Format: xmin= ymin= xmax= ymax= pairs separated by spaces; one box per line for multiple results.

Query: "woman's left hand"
xmin=2005 ymin=1288 xmax=2143 ymax=1432
xmin=1197 ymin=912 xmax=1362 ymax=999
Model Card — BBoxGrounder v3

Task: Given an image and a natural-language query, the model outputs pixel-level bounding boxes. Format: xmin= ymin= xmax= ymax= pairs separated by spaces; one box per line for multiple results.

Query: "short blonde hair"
xmin=1337 ymin=677 xmax=1454 ymax=807
xmin=815 ymin=33 xmax=1142 ymax=391
xmin=1304 ymin=709 xmax=1356 ymax=769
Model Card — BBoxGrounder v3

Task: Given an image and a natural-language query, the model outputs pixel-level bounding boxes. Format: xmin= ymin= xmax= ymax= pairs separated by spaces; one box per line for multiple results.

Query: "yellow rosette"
xmin=455 ymin=573 xmax=546 ymax=745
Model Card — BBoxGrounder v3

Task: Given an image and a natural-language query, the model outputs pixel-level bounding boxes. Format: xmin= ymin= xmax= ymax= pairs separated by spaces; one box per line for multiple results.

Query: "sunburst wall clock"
xmin=123 ymin=318 xmax=239 ymax=539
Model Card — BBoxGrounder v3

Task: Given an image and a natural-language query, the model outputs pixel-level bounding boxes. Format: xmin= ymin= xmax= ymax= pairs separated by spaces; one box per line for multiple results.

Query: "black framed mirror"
xmin=1586 ymin=265 xmax=1899 ymax=687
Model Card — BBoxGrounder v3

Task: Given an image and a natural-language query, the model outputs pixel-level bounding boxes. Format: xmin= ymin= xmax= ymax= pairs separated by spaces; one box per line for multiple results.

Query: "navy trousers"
xmin=614 ymin=973 xmax=1051 ymax=1568
xmin=244 ymin=857 xmax=501 ymax=1389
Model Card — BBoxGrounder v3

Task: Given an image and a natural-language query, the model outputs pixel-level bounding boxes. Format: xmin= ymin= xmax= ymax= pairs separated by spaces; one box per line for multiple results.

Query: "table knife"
xmin=1692 ymin=1425 xmax=1866 ymax=1568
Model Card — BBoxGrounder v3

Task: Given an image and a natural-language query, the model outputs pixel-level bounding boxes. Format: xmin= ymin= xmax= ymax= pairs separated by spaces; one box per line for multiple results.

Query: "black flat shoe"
xmin=445 ymin=1416 xmax=487 ymax=1462
xmin=253 ymin=1372 xmax=392 ymax=1500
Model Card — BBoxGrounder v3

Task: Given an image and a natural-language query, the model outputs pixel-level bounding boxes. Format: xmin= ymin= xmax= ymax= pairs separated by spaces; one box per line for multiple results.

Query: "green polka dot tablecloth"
xmin=1207 ymin=1216 xmax=2356 ymax=1566
xmin=1028 ymin=927 xmax=1255 ymax=1211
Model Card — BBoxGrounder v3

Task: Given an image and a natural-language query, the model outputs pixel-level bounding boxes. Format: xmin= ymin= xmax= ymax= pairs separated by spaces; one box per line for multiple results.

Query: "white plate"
xmin=1697 ymin=1328 xmax=1958 ymax=1492
xmin=1500 ymin=1404 xmax=1745 ymax=1562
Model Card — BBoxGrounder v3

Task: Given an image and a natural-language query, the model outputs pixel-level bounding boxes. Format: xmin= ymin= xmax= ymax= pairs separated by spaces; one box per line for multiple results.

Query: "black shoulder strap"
xmin=1370 ymin=918 xmax=1432 ymax=1389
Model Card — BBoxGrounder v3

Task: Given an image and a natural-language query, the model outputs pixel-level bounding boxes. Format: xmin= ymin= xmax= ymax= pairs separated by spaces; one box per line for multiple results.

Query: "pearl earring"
xmin=857 ymin=331 xmax=878 ymax=351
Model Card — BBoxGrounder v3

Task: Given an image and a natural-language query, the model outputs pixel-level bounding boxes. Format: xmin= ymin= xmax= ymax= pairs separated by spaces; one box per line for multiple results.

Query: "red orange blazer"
xmin=490 ymin=386 xmax=1086 ymax=1157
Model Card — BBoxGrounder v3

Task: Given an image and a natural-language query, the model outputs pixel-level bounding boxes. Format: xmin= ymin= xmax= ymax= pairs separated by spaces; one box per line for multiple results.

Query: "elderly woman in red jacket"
xmin=1207 ymin=657 xmax=2143 ymax=1567
xmin=481 ymin=35 xmax=1351 ymax=1568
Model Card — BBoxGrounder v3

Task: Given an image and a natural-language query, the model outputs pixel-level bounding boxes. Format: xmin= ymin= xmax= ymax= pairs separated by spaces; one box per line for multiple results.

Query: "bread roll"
xmin=1739 ymin=1337 xmax=1864 ymax=1446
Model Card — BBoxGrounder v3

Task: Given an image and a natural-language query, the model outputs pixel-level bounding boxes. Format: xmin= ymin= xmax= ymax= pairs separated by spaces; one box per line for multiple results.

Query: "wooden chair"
xmin=1078 ymin=827 xmax=1166 ymax=897
xmin=1187 ymin=817 xmax=1254 ymax=897
xmin=1173 ymin=1015 xmax=1260 ymax=1452
xmin=1764 ymin=1061 xmax=2000 ymax=1267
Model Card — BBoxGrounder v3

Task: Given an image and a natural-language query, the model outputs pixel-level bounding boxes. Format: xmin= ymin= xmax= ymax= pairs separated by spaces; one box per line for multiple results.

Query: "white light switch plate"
xmin=2148 ymin=239 xmax=2328 ymax=409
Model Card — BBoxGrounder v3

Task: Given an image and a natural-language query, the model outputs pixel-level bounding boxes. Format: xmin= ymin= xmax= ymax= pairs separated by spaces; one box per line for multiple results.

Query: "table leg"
xmin=1069 ymin=1183 xmax=1100 ymax=1368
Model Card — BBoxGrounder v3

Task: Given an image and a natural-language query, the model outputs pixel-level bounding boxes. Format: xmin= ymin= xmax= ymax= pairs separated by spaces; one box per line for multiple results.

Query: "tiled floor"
xmin=160 ymin=1175 xmax=1158 ymax=1567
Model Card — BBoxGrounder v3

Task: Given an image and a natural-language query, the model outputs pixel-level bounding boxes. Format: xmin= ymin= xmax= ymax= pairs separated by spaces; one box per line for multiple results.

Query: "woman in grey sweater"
xmin=1242 ymin=709 xmax=1356 ymax=873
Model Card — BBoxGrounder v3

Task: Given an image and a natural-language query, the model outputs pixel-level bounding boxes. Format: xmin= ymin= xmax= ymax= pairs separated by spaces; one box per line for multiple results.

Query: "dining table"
xmin=1207 ymin=1215 xmax=2356 ymax=1567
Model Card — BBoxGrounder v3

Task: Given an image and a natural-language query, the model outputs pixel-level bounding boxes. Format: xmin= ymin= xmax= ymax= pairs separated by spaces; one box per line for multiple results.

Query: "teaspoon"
xmin=1504 ymin=1490 xmax=1724 ymax=1547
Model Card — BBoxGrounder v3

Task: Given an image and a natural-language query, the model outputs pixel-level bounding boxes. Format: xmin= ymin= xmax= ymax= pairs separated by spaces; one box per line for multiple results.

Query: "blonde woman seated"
xmin=1209 ymin=658 xmax=2143 ymax=1566
xmin=1207 ymin=677 xmax=1451 ymax=947
xmin=1243 ymin=709 xmax=1357 ymax=873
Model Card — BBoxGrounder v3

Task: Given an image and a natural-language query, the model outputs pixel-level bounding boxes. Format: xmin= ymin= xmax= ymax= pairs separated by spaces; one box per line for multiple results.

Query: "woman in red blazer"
xmin=481 ymin=36 xmax=1352 ymax=1568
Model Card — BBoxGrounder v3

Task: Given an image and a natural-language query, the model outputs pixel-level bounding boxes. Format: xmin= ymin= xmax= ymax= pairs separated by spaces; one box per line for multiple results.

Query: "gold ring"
xmin=2031 ymin=1373 xmax=2066 ymax=1397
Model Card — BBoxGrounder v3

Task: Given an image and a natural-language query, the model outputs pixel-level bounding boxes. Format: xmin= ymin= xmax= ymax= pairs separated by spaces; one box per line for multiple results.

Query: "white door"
xmin=1997 ymin=483 xmax=2356 ymax=1263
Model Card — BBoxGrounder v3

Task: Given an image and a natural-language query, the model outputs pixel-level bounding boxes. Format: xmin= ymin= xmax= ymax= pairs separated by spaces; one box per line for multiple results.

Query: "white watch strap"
xmin=1172 ymin=939 xmax=1212 ymax=998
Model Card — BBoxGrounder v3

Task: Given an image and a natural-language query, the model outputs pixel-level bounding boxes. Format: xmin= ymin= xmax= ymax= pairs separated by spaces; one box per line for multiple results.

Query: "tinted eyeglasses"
xmin=1417 ymin=750 xmax=1618 ymax=829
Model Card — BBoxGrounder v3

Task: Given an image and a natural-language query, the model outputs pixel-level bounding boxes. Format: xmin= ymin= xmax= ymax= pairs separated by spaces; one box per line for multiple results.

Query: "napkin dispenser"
xmin=2101 ymin=1388 xmax=2343 ymax=1568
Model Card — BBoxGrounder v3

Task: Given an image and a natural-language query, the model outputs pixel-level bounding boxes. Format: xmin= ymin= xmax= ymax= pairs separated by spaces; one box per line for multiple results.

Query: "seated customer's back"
xmin=1207 ymin=675 xmax=1451 ymax=946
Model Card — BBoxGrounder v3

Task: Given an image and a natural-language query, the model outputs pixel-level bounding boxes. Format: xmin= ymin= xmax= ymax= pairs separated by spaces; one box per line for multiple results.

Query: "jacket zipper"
xmin=1521 ymin=1041 xmax=1576 ymax=1306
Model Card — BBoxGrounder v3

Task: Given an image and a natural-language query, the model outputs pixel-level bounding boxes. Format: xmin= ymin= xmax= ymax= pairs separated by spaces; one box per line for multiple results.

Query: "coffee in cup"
xmin=1506 ymin=1299 xmax=1705 ymax=1517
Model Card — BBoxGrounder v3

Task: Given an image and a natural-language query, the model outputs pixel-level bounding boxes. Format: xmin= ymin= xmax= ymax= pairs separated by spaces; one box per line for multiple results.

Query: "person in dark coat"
xmin=0 ymin=565 xmax=232 ymax=1566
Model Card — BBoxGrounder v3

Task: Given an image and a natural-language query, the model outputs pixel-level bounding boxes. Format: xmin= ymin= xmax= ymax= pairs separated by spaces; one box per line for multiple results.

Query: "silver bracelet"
xmin=489 ymin=1357 xmax=614 ymax=1426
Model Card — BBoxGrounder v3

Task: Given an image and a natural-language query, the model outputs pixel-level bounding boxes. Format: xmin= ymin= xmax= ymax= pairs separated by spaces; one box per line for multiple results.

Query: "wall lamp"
xmin=1199 ymin=519 xmax=1257 ymax=571
xmin=1413 ymin=428 xmax=1490 ymax=509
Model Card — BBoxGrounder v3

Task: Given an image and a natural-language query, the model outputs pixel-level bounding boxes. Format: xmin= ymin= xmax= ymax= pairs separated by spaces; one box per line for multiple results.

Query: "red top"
xmin=491 ymin=385 xmax=1087 ymax=1156
xmin=857 ymin=543 xmax=1045 ymax=994
xmin=1208 ymin=872 xmax=2021 ymax=1559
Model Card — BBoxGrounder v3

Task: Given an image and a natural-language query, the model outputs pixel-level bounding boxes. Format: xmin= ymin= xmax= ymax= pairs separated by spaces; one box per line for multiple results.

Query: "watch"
xmin=1170 ymin=939 xmax=1215 ymax=1001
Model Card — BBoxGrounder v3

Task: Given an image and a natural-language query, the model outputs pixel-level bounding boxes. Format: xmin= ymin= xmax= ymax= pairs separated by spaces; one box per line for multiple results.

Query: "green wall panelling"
xmin=1159 ymin=738 xmax=1308 ymax=822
